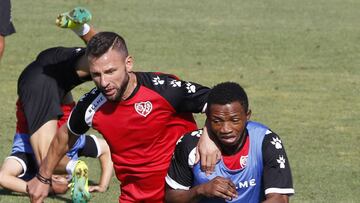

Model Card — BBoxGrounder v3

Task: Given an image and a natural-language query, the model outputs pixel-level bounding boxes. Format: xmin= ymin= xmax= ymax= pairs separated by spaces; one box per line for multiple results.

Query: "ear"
xmin=246 ymin=109 xmax=252 ymax=121
xmin=125 ymin=55 xmax=134 ymax=72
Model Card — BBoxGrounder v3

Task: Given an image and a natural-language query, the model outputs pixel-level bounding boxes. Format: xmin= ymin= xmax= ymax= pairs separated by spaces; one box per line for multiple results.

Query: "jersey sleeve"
xmin=166 ymin=130 xmax=202 ymax=190
xmin=140 ymin=72 xmax=210 ymax=113
xmin=67 ymin=88 xmax=101 ymax=135
xmin=262 ymin=131 xmax=294 ymax=195
xmin=176 ymin=79 xmax=209 ymax=113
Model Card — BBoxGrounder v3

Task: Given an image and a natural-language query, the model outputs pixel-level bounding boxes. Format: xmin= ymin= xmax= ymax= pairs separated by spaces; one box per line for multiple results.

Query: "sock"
xmin=66 ymin=159 xmax=78 ymax=181
xmin=71 ymin=23 xmax=90 ymax=36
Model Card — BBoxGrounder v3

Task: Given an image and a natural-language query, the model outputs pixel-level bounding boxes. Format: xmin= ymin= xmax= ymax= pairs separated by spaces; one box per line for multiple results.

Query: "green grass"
xmin=1 ymin=0 xmax=359 ymax=202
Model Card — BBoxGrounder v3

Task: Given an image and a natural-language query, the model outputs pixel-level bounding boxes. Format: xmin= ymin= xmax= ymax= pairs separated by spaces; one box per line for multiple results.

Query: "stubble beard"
xmin=111 ymin=73 xmax=130 ymax=102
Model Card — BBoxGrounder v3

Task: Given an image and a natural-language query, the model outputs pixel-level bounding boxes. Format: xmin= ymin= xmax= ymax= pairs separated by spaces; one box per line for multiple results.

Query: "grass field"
xmin=0 ymin=0 xmax=359 ymax=202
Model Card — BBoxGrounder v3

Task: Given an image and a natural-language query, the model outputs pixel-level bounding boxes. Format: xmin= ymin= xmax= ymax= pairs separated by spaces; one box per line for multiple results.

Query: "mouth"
xmin=219 ymin=134 xmax=238 ymax=144
xmin=103 ymin=88 xmax=116 ymax=97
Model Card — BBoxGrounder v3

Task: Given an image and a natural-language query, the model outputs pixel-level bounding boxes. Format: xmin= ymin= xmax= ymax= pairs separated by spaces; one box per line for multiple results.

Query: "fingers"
xmin=224 ymin=181 xmax=237 ymax=199
xmin=209 ymin=177 xmax=238 ymax=201
xmin=195 ymin=147 xmax=200 ymax=163
xmin=27 ymin=178 xmax=49 ymax=203
xmin=197 ymin=126 xmax=221 ymax=175
xmin=201 ymin=150 xmax=219 ymax=175
xmin=89 ymin=186 xmax=96 ymax=192
xmin=89 ymin=185 xmax=106 ymax=193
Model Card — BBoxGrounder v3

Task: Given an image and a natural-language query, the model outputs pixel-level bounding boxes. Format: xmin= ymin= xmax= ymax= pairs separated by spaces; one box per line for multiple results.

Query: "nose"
xmin=100 ymin=75 xmax=109 ymax=88
xmin=220 ymin=122 xmax=233 ymax=134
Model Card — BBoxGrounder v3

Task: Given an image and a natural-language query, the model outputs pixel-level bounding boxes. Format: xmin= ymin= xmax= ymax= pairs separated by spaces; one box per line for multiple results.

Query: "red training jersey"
xmin=68 ymin=72 xmax=209 ymax=202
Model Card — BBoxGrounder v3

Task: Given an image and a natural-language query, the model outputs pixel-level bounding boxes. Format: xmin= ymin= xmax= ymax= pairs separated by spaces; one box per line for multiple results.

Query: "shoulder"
xmin=262 ymin=129 xmax=284 ymax=149
xmin=74 ymin=88 xmax=106 ymax=114
xmin=136 ymin=72 xmax=181 ymax=89
xmin=175 ymin=129 xmax=202 ymax=151
xmin=68 ymin=88 xmax=106 ymax=135
xmin=174 ymin=129 xmax=202 ymax=165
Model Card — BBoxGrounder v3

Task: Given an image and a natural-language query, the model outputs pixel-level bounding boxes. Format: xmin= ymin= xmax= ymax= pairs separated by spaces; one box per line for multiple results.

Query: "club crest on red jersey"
xmin=134 ymin=101 xmax=153 ymax=117
xmin=240 ymin=155 xmax=248 ymax=168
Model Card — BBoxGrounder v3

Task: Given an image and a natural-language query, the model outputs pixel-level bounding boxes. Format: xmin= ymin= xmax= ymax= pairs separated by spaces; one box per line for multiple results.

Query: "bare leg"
xmin=30 ymin=120 xmax=58 ymax=165
xmin=0 ymin=158 xmax=27 ymax=193
xmin=0 ymin=35 xmax=5 ymax=60
xmin=29 ymin=120 xmax=71 ymax=171
xmin=80 ymin=26 xmax=97 ymax=44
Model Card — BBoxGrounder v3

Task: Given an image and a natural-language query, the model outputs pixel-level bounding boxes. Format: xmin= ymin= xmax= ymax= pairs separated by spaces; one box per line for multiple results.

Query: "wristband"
xmin=36 ymin=172 xmax=52 ymax=186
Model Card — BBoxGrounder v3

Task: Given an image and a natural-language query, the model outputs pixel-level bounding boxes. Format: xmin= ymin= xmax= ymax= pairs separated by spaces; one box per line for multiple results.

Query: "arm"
xmin=263 ymin=193 xmax=289 ymax=203
xmin=27 ymin=124 xmax=77 ymax=203
xmin=195 ymin=125 xmax=221 ymax=175
xmin=89 ymin=138 xmax=113 ymax=193
xmin=166 ymin=76 xmax=220 ymax=174
xmin=165 ymin=133 xmax=237 ymax=202
xmin=165 ymin=176 xmax=237 ymax=203
xmin=262 ymin=132 xmax=294 ymax=202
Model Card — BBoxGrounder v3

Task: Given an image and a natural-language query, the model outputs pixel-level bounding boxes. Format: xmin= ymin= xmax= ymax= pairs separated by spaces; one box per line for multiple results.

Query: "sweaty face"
xmin=208 ymin=102 xmax=250 ymax=147
xmin=89 ymin=49 xmax=132 ymax=101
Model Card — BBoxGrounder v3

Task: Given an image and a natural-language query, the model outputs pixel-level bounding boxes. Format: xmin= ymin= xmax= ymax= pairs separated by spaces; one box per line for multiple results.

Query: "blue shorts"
xmin=6 ymin=133 xmax=100 ymax=180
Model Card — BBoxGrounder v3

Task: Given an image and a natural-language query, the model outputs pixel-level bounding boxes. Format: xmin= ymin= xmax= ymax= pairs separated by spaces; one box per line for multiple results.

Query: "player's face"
xmin=89 ymin=49 xmax=133 ymax=101
xmin=51 ymin=175 xmax=69 ymax=194
xmin=208 ymin=101 xmax=251 ymax=147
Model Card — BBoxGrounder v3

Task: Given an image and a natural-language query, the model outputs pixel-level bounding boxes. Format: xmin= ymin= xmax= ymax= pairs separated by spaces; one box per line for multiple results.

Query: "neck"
xmin=121 ymin=72 xmax=137 ymax=100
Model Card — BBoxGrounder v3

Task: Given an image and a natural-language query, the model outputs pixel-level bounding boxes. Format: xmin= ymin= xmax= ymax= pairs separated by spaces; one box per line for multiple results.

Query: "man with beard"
xmin=27 ymin=31 xmax=217 ymax=203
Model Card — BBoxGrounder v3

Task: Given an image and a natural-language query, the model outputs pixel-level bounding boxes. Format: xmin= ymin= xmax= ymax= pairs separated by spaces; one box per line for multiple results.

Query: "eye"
xmin=105 ymin=68 xmax=116 ymax=75
xmin=212 ymin=119 xmax=221 ymax=124
xmin=91 ymin=72 xmax=100 ymax=78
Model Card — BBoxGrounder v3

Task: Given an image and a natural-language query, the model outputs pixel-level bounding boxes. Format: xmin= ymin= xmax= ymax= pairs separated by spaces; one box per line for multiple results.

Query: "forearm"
xmin=165 ymin=186 xmax=204 ymax=203
xmin=0 ymin=175 xmax=27 ymax=194
xmin=97 ymin=151 xmax=113 ymax=190
xmin=263 ymin=194 xmax=289 ymax=203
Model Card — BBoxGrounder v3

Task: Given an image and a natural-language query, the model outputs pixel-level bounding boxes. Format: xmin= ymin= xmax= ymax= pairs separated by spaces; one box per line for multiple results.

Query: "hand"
xmin=195 ymin=126 xmax=221 ymax=175
xmin=198 ymin=176 xmax=238 ymax=201
xmin=89 ymin=185 xmax=108 ymax=193
xmin=27 ymin=176 xmax=50 ymax=203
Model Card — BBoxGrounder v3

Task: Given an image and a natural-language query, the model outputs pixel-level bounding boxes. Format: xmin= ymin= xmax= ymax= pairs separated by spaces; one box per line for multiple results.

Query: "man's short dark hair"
xmin=207 ymin=82 xmax=249 ymax=113
xmin=86 ymin=31 xmax=128 ymax=59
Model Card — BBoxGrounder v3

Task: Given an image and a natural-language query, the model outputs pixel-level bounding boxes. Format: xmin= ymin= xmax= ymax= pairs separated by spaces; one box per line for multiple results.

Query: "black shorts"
xmin=6 ymin=152 xmax=38 ymax=181
xmin=0 ymin=0 xmax=16 ymax=36
xmin=17 ymin=47 xmax=86 ymax=135
xmin=17 ymin=63 xmax=64 ymax=135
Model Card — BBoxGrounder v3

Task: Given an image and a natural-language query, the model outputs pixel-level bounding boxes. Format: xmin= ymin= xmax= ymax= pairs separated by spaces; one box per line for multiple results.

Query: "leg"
xmin=0 ymin=158 xmax=28 ymax=193
xmin=30 ymin=120 xmax=76 ymax=174
xmin=0 ymin=0 xmax=16 ymax=61
xmin=56 ymin=7 xmax=96 ymax=44
xmin=0 ymin=35 xmax=4 ymax=60
xmin=29 ymin=120 xmax=58 ymax=165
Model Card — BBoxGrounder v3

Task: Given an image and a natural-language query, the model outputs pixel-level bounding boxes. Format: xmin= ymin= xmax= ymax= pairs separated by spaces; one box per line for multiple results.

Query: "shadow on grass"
xmin=0 ymin=188 xmax=72 ymax=202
